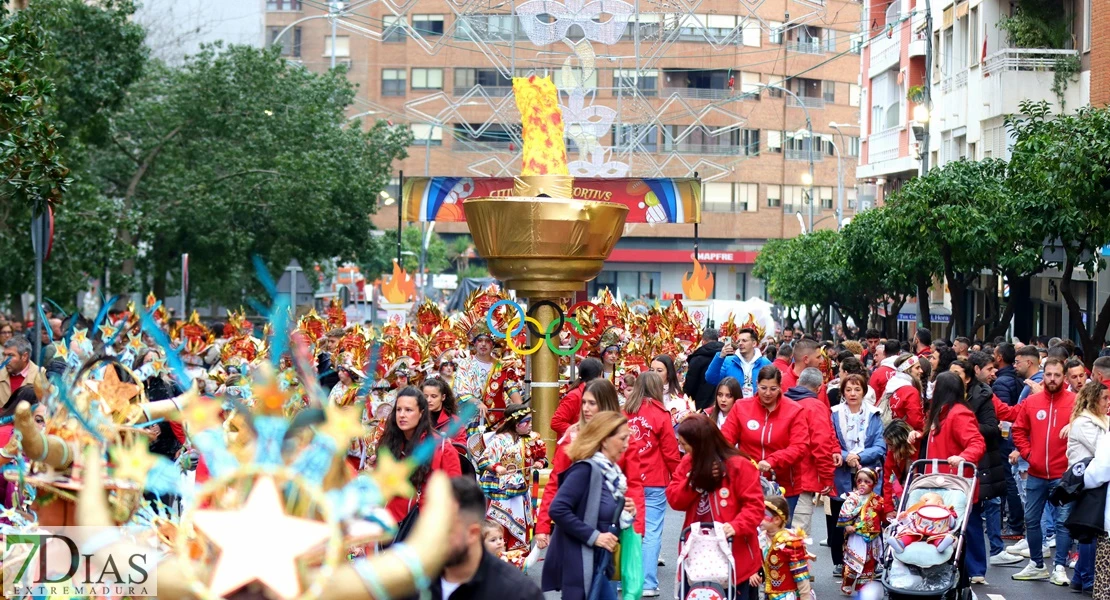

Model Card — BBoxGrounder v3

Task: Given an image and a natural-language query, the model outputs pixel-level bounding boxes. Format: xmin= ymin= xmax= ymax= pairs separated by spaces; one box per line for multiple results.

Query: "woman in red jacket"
xmin=885 ymin=354 xmax=927 ymax=434
xmin=421 ymin=377 xmax=466 ymax=445
xmin=376 ymin=386 xmax=463 ymax=530
xmin=667 ymin=414 xmax=764 ymax=596
xmin=625 ymin=371 xmax=682 ymax=596
xmin=535 ymin=379 xmax=644 ymax=548
xmin=550 ymin=357 xmax=605 ymax=438
xmin=720 ymin=365 xmax=810 ymax=519
xmin=923 ymin=372 xmax=987 ymax=496
xmin=700 ymin=377 xmax=742 ymax=429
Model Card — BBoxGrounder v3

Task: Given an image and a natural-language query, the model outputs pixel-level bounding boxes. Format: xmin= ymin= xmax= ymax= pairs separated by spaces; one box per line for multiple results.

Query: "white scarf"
xmin=590 ymin=452 xmax=634 ymax=530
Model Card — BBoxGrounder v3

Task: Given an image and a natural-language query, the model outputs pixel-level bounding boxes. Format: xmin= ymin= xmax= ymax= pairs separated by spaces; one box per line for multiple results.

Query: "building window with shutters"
xmin=412 ymin=68 xmax=444 ymax=90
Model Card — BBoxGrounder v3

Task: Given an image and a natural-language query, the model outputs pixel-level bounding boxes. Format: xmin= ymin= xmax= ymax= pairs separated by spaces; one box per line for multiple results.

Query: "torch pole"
xmin=528 ymin=296 xmax=561 ymax=455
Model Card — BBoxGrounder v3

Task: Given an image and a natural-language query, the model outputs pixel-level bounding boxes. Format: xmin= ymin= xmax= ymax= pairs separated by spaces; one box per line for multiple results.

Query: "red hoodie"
xmin=794 ymin=396 xmax=837 ymax=492
xmin=1012 ymin=387 xmax=1076 ymax=480
xmin=626 ymin=398 xmax=682 ymax=488
xmin=433 ymin=410 xmax=468 ymax=445
xmin=535 ymin=425 xmax=645 ymax=535
xmin=720 ymin=396 xmax=810 ymax=497
xmin=924 ymin=403 xmax=986 ymax=501
xmin=772 ymin=358 xmax=793 ymax=382
xmin=550 ymin=383 xmax=585 ymax=438
xmin=869 ymin=365 xmax=895 ymax=399
xmin=890 ymin=385 xmax=925 ymax=431
xmin=666 ymin=454 xmax=764 ymax=580
xmin=778 ymin=365 xmax=799 ymax=392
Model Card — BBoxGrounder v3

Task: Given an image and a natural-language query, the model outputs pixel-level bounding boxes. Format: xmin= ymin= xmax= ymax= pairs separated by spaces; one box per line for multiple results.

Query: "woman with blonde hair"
xmin=1068 ymin=380 xmax=1109 ymax=594
xmin=624 ymin=371 xmax=681 ymax=597
xmin=542 ymin=411 xmax=637 ymax=600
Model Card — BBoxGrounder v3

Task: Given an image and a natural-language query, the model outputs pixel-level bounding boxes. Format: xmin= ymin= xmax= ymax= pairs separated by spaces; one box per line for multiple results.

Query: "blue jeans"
xmin=786 ymin=495 xmax=799 ymax=527
xmin=1076 ymin=541 xmax=1095 ymax=590
xmin=643 ymin=486 xmax=666 ymax=591
xmin=1024 ymin=477 xmax=1072 ymax=567
xmin=984 ymin=497 xmax=1004 ymax=556
xmin=966 ymin=502 xmax=988 ymax=577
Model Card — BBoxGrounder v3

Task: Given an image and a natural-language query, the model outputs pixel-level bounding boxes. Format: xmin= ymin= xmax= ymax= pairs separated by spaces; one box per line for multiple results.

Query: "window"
xmin=769 ymin=21 xmax=784 ymax=44
xmin=383 ymin=15 xmax=405 ymax=42
xmin=823 ymin=29 xmax=837 ymax=52
xmin=849 ymin=32 xmax=864 ymax=53
xmin=663 ymin=125 xmax=741 ymax=154
xmin=847 ymin=136 xmax=861 ymax=156
xmin=704 ymin=182 xmax=734 ymax=212
xmin=411 ymin=124 xmax=444 ymax=146
xmin=613 ymin=125 xmax=659 ymax=152
xmin=849 ymin=83 xmax=861 ymax=107
xmin=740 ymin=72 xmax=760 ymax=95
xmin=782 ymin=185 xmax=807 ymax=213
xmin=943 ymin=27 xmax=954 ymax=78
xmin=819 ymin=186 xmax=834 ymax=210
xmin=382 ymin=69 xmax=406 ymax=96
xmin=614 ymin=70 xmax=658 ymax=96
xmin=454 ymin=68 xmax=514 ymax=95
xmin=742 ymin=21 xmax=761 ymax=46
xmin=767 ymin=130 xmax=782 ymax=153
xmin=846 ymin=188 xmax=858 ymax=210
xmin=556 ymin=64 xmax=598 ymax=90
xmin=741 ymin=129 xmax=760 ymax=155
xmin=970 ymin=7 xmax=980 ymax=65
xmin=267 ymin=26 xmax=301 ymax=57
xmin=413 ymin=14 xmax=445 ymax=36
xmin=736 ymin=183 xmax=758 ymax=212
xmin=766 ymin=184 xmax=782 ymax=207
xmin=822 ymin=80 xmax=836 ymax=103
xmin=324 ymin=36 xmax=350 ymax=58
xmin=870 ymin=70 xmax=901 ymax=131
xmin=588 ymin=271 xmax=661 ymax=301
xmin=412 ymin=68 xmax=444 ymax=90
xmin=266 ymin=0 xmax=301 ymax=10
xmin=956 ymin=16 xmax=969 ymax=71
xmin=1085 ymin=0 xmax=1092 ymax=51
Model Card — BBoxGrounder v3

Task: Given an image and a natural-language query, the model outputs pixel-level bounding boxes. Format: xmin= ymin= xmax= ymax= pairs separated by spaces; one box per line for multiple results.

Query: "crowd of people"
xmin=4 ymin=290 xmax=1110 ymax=600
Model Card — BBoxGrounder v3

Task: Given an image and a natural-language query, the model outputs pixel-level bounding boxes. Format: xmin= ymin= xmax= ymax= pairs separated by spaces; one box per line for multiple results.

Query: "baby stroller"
xmin=882 ymin=459 xmax=977 ymax=600
xmin=676 ymin=522 xmax=736 ymax=600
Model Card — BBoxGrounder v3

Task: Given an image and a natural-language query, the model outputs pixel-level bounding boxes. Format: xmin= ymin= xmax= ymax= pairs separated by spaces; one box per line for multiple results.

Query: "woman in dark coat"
xmin=542 ymin=411 xmax=636 ymax=600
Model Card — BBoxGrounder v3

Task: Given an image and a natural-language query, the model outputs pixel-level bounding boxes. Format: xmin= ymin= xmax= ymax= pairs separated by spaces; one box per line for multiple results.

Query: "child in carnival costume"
xmin=755 ymin=496 xmax=814 ymax=600
xmin=837 ymin=467 xmax=885 ymax=594
xmin=476 ymin=402 xmax=547 ymax=559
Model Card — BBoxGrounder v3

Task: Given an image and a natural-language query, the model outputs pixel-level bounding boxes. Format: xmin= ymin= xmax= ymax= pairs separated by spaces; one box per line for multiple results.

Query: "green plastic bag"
xmin=617 ymin=527 xmax=643 ymax=600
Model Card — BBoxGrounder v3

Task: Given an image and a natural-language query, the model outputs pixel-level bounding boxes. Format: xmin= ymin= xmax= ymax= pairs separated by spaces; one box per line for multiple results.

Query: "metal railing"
xmin=867 ymin=126 xmax=903 ymax=163
xmin=787 ymin=95 xmax=825 ymax=109
xmin=661 ymin=86 xmax=740 ymax=100
xmin=982 ymin=48 xmax=1081 ymax=77
xmin=666 ymin=144 xmax=743 ymax=155
xmin=452 ymin=86 xmax=513 ymax=97
xmin=940 ymin=71 xmax=968 ymax=92
xmin=785 ymin=148 xmax=824 ymax=161
xmin=787 ymin=40 xmax=824 ymax=54
xmin=454 ymin=139 xmax=515 ymax=152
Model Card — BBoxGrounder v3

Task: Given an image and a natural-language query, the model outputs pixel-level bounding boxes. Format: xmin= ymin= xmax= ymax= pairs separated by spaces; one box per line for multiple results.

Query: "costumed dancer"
xmin=477 ymin=402 xmax=548 ymax=563
xmin=755 ymin=496 xmax=814 ymax=600
xmin=454 ymin=323 xmax=522 ymax=436
xmin=837 ymin=468 xmax=885 ymax=594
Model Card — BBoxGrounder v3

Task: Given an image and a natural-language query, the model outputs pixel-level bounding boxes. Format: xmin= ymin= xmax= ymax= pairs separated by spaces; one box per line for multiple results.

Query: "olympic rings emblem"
xmin=485 ymin=301 xmax=603 ymax=356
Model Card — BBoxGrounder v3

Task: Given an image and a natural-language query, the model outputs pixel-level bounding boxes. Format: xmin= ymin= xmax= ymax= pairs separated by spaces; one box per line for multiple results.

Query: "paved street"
xmin=530 ymin=506 xmax=1081 ymax=600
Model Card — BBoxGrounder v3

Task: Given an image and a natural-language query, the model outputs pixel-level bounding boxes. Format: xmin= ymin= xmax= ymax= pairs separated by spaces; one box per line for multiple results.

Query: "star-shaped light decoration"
xmin=180 ymin=396 xmax=223 ymax=432
xmin=148 ymin=356 xmax=168 ymax=377
xmin=371 ymin=450 xmax=415 ymax=502
xmin=98 ymin=322 xmax=118 ymax=341
xmin=72 ymin=328 xmax=89 ymax=344
xmin=51 ymin=341 xmax=68 ymax=361
xmin=316 ymin=404 xmax=365 ymax=449
xmin=126 ymin=332 xmax=146 ymax=354
xmin=111 ymin=442 xmax=156 ymax=485
xmin=191 ymin=476 xmax=334 ymax=600
xmin=85 ymin=365 xmax=141 ymax=418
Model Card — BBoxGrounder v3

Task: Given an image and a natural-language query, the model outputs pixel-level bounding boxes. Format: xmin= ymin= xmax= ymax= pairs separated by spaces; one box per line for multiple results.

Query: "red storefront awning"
xmin=606 ymin=249 xmax=758 ymax=264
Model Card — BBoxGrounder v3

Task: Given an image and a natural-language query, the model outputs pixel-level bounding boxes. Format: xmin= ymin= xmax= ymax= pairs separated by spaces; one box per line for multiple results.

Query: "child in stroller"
xmin=882 ymin=460 xmax=976 ymax=600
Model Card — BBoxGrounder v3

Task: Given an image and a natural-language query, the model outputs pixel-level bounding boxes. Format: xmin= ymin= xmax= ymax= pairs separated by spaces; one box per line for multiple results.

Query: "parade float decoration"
xmin=681 ymin=259 xmax=715 ymax=328
xmin=378 ymin=260 xmax=417 ymax=326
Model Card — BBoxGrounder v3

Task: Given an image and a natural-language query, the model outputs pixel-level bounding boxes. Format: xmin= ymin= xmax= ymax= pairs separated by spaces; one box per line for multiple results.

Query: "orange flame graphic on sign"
xmin=381 ymin=260 xmax=416 ymax=304
xmin=681 ymin=259 xmax=714 ymax=301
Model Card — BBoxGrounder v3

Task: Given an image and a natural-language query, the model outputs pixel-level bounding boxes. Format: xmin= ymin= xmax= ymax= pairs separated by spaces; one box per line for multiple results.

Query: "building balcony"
xmin=453 ymin=86 xmax=513 ymax=97
xmin=786 ymin=40 xmax=824 ymax=55
xmin=785 ymin=148 xmax=824 ymax=161
xmin=868 ymin=29 xmax=902 ymax=78
xmin=666 ymin=144 xmax=744 ymax=155
xmin=660 ymin=86 xmax=737 ymax=100
xmin=867 ymin=125 xmax=904 ymax=164
xmin=454 ymin=139 xmax=514 ymax=152
xmin=979 ymin=48 xmax=1082 ymax=121
xmin=787 ymin=95 xmax=825 ymax=109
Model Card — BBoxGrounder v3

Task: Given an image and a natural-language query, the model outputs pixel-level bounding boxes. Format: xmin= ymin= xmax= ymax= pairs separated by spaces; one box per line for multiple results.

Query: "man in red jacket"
xmin=772 ymin=343 xmax=794 ymax=383
xmin=781 ymin=339 xmax=820 ymax=392
xmin=869 ymin=339 xmax=901 ymax=399
xmin=783 ymin=367 xmax=836 ymax=535
xmin=1010 ymin=357 xmax=1076 ymax=584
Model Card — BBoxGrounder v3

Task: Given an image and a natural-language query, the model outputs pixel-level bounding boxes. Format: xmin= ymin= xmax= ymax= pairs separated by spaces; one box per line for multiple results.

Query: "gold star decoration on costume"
xmin=98 ymin=323 xmax=118 ymax=341
xmin=110 ymin=442 xmax=156 ymax=484
xmin=191 ymin=476 xmax=334 ymax=600
xmin=371 ymin=450 xmax=415 ymax=502
xmin=72 ymin=328 xmax=89 ymax=345
xmin=180 ymin=396 xmax=223 ymax=432
xmin=127 ymin=333 xmax=146 ymax=354
xmin=85 ymin=365 xmax=141 ymax=417
xmin=51 ymin=341 xmax=68 ymax=361
xmin=316 ymin=404 xmax=365 ymax=449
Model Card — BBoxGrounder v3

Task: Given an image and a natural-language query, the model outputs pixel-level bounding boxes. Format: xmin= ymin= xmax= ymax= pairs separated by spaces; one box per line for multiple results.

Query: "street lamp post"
xmin=828 ymin=122 xmax=858 ymax=228
xmin=763 ymin=84 xmax=815 ymax=232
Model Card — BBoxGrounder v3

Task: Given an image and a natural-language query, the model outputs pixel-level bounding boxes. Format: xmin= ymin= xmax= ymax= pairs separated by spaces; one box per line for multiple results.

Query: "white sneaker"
xmin=1047 ymin=536 xmax=1057 ymax=548
xmin=1009 ymin=539 xmax=1030 ymax=553
xmin=1012 ymin=561 xmax=1050 ymax=581
xmin=1013 ymin=541 xmax=1052 ymax=558
xmin=1049 ymin=565 xmax=1071 ymax=586
xmin=971 ymin=576 xmax=988 ymax=585
xmin=990 ymin=551 xmax=1025 ymax=566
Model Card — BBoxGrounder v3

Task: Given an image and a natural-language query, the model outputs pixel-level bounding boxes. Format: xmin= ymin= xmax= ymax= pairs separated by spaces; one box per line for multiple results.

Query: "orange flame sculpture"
xmin=681 ymin=259 xmax=715 ymax=301
xmin=380 ymin=260 xmax=416 ymax=304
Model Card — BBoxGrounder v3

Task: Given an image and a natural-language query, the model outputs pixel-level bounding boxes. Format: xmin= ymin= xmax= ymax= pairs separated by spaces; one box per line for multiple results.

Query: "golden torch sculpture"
xmin=463 ymin=75 xmax=627 ymax=449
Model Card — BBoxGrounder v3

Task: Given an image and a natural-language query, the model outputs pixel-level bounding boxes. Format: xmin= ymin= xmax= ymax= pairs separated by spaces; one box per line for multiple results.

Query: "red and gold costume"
xmin=837 ymin=489 xmax=886 ymax=593
xmin=762 ymin=527 xmax=812 ymax=600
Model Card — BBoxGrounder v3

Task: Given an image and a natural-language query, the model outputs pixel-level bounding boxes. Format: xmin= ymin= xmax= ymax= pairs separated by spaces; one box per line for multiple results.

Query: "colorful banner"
xmin=401 ymin=177 xmax=702 ymax=224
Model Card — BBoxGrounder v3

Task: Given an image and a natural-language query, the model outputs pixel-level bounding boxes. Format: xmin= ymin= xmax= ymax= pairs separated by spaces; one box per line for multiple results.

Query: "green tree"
xmin=400 ymin=225 xmax=448 ymax=274
xmin=754 ymin=231 xmax=859 ymax=337
xmin=88 ymin=44 xmax=410 ymax=306
xmin=0 ymin=0 xmax=146 ymax=317
xmin=1008 ymin=100 xmax=1110 ymax=364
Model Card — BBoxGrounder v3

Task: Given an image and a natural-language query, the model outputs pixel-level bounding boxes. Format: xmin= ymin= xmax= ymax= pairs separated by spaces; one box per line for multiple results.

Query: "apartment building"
xmin=265 ymin=0 xmax=864 ymax=300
